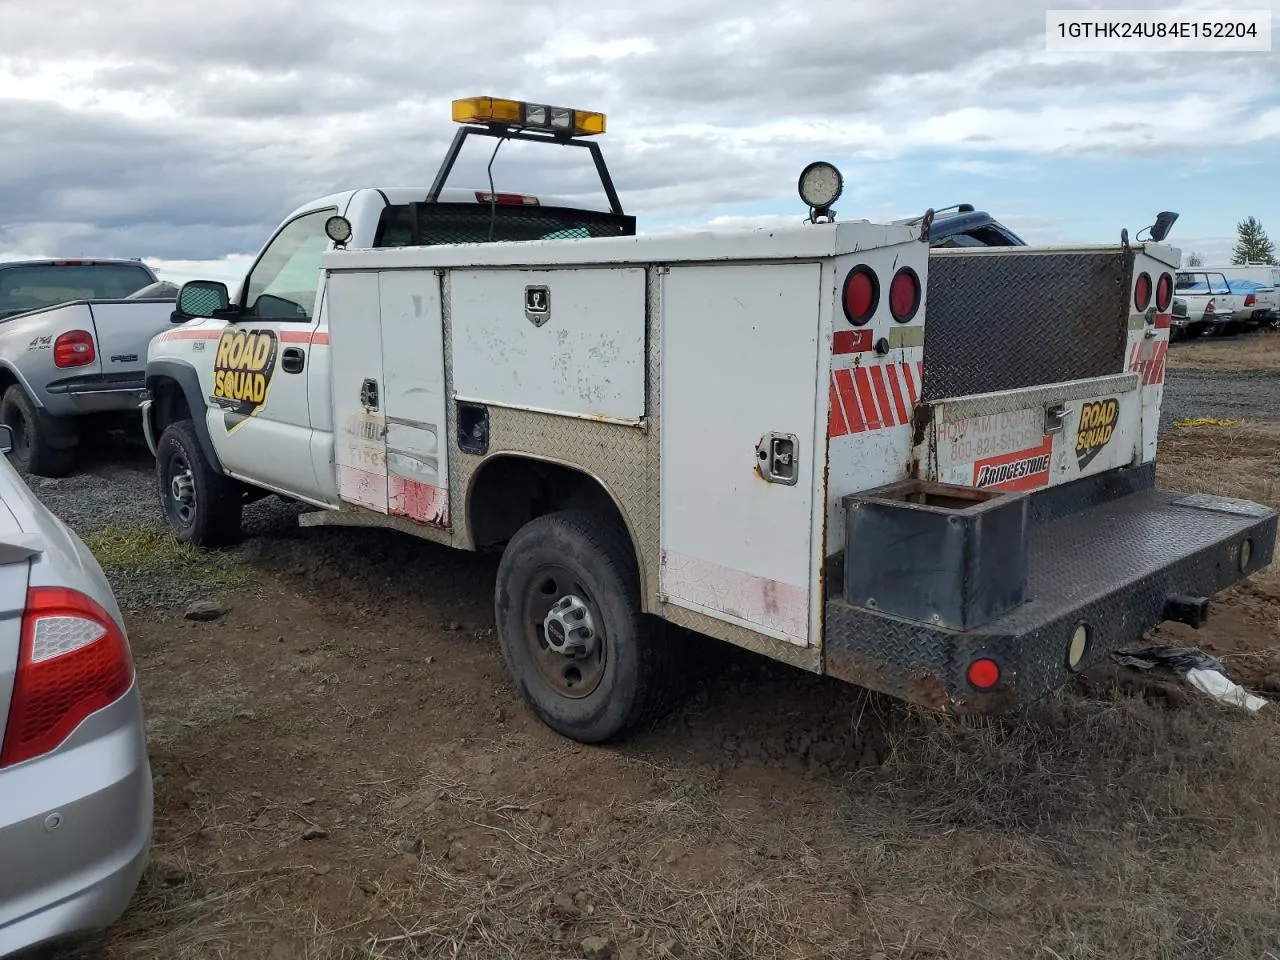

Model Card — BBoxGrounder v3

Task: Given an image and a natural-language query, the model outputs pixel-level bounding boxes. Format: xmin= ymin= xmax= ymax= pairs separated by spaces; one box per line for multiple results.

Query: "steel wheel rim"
xmin=520 ymin=563 xmax=607 ymax=700
xmin=167 ymin=450 xmax=197 ymax=525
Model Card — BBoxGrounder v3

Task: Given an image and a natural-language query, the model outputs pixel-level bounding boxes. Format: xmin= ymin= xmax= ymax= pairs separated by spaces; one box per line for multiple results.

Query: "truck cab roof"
xmin=892 ymin=204 xmax=1027 ymax=248
xmin=288 ymin=186 xmax=614 ymax=225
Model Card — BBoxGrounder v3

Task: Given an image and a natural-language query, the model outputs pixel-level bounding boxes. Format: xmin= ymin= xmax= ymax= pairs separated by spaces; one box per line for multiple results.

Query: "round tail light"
xmin=1134 ymin=272 xmax=1152 ymax=312
xmin=888 ymin=267 xmax=921 ymax=323
xmin=966 ymin=658 xmax=1001 ymax=690
xmin=842 ymin=265 xmax=879 ymax=326
xmin=1155 ymin=272 xmax=1173 ymax=312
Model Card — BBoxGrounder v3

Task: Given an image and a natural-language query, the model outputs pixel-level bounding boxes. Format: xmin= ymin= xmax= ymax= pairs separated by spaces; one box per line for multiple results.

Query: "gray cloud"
xmin=0 ymin=0 xmax=1276 ymax=267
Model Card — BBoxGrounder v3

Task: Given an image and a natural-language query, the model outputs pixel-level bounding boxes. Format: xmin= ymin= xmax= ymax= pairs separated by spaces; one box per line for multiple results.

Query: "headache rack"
xmin=373 ymin=202 xmax=636 ymax=248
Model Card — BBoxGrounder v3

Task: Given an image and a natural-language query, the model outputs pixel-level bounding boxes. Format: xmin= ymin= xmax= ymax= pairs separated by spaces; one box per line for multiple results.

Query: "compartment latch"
xmin=756 ymin=433 xmax=799 ymax=485
xmin=1044 ymin=403 xmax=1070 ymax=436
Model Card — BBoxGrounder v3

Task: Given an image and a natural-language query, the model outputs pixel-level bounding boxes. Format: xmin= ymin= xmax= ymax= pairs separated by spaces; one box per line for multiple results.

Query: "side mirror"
xmin=0 ymin=423 xmax=12 ymax=456
xmin=174 ymin=280 xmax=232 ymax=322
xmin=1148 ymin=211 xmax=1179 ymax=243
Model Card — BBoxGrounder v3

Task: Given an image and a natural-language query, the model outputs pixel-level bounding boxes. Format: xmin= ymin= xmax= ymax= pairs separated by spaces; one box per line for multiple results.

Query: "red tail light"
xmin=1245 ymin=294 xmax=1257 ymax=307
xmin=1134 ymin=272 xmax=1152 ymax=311
xmin=474 ymin=191 xmax=540 ymax=206
xmin=53 ymin=330 xmax=96 ymax=368
xmin=842 ymin=265 xmax=879 ymax=325
xmin=0 ymin=587 xmax=134 ymax=769
xmin=1206 ymin=298 xmax=1216 ymax=314
xmin=888 ymin=267 xmax=921 ymax=323
xmin=1155 ymin=272 xmax=1173 ymax=311
xmin=966 ymin=658 xmax=1001 ymax=690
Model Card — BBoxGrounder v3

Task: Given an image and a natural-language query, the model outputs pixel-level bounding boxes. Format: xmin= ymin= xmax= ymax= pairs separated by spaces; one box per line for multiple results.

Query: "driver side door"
xmin=208 ymin=206 xmax=335 ymax=498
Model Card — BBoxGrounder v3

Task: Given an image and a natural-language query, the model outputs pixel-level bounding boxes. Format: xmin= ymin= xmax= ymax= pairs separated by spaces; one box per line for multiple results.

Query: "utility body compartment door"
xmin=328 ymin=270 xmax=390 ymax=513
xmin=327 ymin=269 xmax=451 ymax=525
xmin=658 ymin=262 xmax=822 ymax=647
xmin=921 ymin=373 xmax=1143 ymax=494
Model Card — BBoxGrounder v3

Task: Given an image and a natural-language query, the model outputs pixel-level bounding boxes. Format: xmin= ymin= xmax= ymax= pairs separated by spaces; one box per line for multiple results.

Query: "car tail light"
xmin=1134 ymin=272 xmax=1152 ymax=311
xmin=1155 ymin=272 xmax=1173 ymax=311
xmin=1245 ymin=294 xmax=1257 ymax=307
xmin=0 ymin=587 xmax=134 ymax=769
xmin=966 ymin=658 xmax=1001 ymax=689
xmin=842 ymin=265 xmax=879 ymax=325
xmin=53 ymin=330 xmax=96 ymax=368
xmin=888 ymin=267 xmax=921 ymax=323
xmin=1206 ymin=298 xmax=1216 ymax=315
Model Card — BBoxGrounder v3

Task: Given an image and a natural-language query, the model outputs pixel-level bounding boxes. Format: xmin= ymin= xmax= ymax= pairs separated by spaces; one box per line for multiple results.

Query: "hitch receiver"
xmin=1163 ymin=594 xmax=1210 ymax=629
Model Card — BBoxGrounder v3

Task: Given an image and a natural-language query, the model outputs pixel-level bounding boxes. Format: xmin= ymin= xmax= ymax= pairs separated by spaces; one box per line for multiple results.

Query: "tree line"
xmin=1183 ymin=216 xmax=1276 ymax=268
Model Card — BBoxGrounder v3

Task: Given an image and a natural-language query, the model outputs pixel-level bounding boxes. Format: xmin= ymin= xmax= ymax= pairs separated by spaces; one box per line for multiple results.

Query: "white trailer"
xmin=144 ymin=98 xmax=1277 ymax=742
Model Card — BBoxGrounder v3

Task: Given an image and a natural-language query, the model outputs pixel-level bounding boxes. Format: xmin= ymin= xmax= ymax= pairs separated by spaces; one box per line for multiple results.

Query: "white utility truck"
xmin=144 ymin=97 xmax=1277 ymax=743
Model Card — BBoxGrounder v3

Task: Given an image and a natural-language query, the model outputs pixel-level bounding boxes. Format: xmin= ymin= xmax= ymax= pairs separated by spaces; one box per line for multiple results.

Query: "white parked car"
xmin=1174 ymin=270 xmax=1245 ymax=336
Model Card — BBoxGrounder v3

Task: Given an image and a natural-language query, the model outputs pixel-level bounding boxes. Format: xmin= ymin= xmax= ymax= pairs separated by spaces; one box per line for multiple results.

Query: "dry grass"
xmin=75 ymin=690 xmax=1280 ymax=960
xmin=1167 ymin=329 xmax=1280 ymax=372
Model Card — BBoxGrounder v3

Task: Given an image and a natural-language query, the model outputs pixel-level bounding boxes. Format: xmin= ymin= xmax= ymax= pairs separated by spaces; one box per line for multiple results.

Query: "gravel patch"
xmin=1161 ymin=368 xmax=1280 ymax=435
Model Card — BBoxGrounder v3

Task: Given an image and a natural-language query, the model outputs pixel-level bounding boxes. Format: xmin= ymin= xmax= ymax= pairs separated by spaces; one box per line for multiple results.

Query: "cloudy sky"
xmin=0 ymin=0 xmax=1276 ymax=283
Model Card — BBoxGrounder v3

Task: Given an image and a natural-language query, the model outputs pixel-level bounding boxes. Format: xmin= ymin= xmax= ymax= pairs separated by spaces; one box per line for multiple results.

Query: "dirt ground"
xmin=29 ymin=333 xmax=1280 ymax=960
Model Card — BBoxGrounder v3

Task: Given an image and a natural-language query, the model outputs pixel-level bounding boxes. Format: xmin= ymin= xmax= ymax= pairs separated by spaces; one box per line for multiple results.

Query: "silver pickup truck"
xmin=0 ymin=259 xmax=177 ymax=477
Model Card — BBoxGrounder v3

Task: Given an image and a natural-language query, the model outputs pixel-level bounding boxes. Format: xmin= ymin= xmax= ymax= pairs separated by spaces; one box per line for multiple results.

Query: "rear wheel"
xmin=494 ymin=509 xmax=680 ymax=744
xmin=0 ymin=385 xmax=75 ymax=477
xmin=156 ymin=419 xmax=243 ymax=547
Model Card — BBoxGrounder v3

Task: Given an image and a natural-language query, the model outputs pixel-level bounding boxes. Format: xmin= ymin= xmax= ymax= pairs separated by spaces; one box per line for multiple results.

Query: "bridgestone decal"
xmin=976 ymin=453 xmax=1050 ymax=488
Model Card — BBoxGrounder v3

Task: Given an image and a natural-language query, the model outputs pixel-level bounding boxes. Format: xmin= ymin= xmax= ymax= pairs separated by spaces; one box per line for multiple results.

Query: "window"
xmin=934 ymin=233 xmax=986 ymax=248
xmin=1208 ymin=273 xmax=1230 ymax=296
xmin=243 ymin=208 xmax=334 ymax=321
xmin=0 ymin=263 xmax=154 ymax=319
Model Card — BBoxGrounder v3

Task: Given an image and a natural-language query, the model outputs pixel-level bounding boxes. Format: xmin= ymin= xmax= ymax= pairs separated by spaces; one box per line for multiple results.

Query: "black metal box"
xmin=842 ymin=479 xmax=1029 ymax=630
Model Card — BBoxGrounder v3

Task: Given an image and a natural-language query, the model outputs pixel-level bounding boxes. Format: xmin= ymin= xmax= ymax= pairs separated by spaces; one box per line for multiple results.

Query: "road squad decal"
xmin=1075 ymin=397 xmax=1118 ymax=469
xmin=209 ymin=327 xmax=279 ymax=433
xmin=972 ymin=436 xmax=1053 ymax=492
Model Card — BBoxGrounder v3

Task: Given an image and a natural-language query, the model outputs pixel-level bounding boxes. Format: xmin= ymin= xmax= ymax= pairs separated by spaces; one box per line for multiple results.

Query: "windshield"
xmin=0 ymin=262 xmax=154 ymax=319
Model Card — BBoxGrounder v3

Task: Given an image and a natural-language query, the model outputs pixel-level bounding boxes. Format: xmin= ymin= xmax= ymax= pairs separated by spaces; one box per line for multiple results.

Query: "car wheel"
xmin=0 ymin=385 xmax=75 ymax=477
xmin=156 ymin=419 xmax=243 ymax=547
xmin=494 ymin=509 xmax=680 ymax=744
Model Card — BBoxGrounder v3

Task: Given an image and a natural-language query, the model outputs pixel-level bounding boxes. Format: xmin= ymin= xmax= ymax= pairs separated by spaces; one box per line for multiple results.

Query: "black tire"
xmin=155 ymin=419 xmax=243 ymax=547
xmin=0 ymin=384 xmax=75 ymax=477
xmin=494 ymin=509 xmax=680 ymax=744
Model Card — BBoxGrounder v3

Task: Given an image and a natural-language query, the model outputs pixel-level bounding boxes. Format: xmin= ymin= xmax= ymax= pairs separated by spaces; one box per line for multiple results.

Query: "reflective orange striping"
xmin=853 ymin=367 xmax=881 ymax=429
xmin=834 ymin=369 xmax=865 ymax=433
xmin=158 ymin=329 xmax=220 ymax=341
xmin=868 ymin=365 xmax=896 ymax=427
xmin=828 ymin=379 xmax=849 ymax=437
xmin=311 ymin=332 xmax=330 ymax=345
xmin=900 ymin=361 xmax=918 ymax=407
xmin=885 ymin=364 xmax=910 ymax=425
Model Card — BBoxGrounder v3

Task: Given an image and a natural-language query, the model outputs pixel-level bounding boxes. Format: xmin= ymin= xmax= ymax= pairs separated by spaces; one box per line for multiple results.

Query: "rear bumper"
xmin=823 ymin=464 xmax=1277 ymax=713
xmin=0 ymin=684 xmax=153 ymax=955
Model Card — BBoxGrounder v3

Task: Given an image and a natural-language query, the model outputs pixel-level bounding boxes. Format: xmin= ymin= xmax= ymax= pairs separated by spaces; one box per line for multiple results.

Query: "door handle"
xmin=282 ymin=347 xmax=305 ymax=374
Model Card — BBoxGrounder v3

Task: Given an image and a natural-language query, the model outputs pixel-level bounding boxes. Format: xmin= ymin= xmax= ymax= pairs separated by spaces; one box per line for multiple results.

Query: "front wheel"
xmin=494 ymin=509 xmax=680 ymax=744
xmin=156 ymin=420 xmax=243 ymax=547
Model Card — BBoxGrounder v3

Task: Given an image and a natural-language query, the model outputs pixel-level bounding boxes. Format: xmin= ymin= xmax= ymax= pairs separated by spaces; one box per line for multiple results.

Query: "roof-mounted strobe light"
xmin=451 ymin=97 xmax=607 ymax=138
xmin=798 ymin=161 xmax=843 ymax=223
